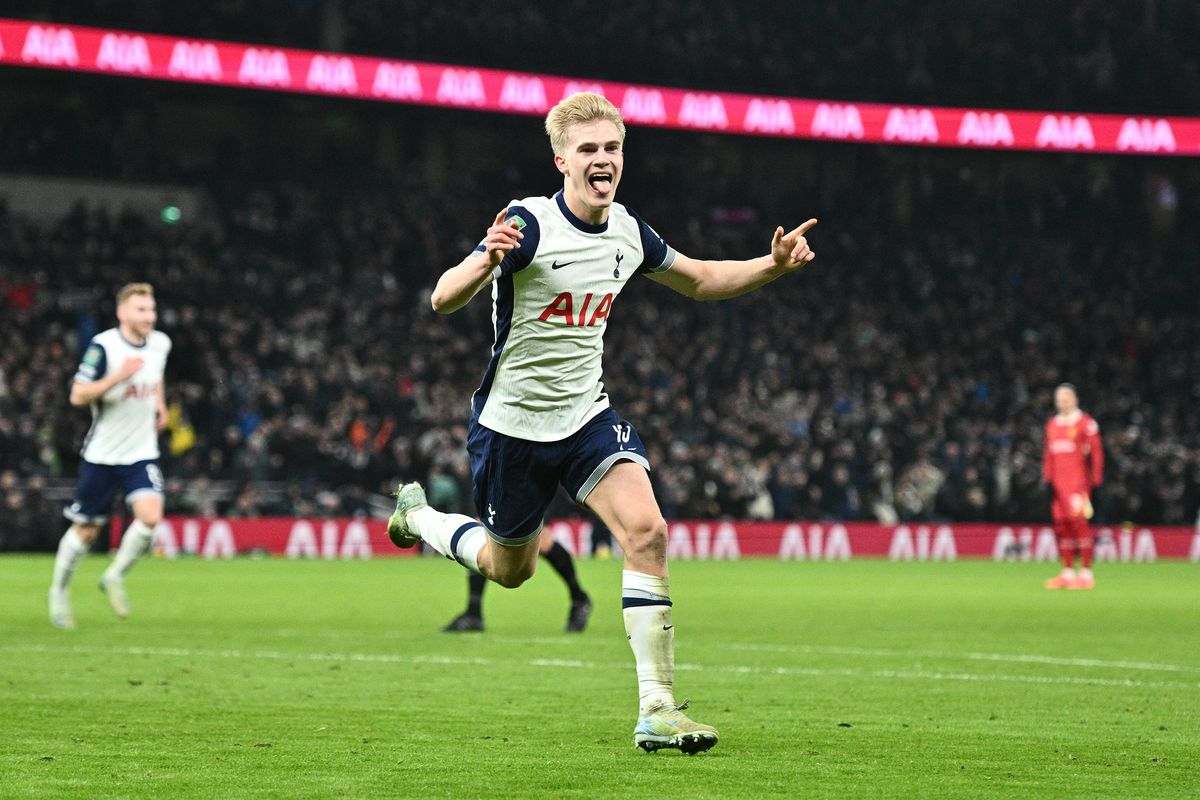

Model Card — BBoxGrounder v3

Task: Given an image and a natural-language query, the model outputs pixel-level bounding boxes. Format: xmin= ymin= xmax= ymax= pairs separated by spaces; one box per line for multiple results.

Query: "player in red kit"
xmin=1042 ymin=384 xmax=1104 ymax=590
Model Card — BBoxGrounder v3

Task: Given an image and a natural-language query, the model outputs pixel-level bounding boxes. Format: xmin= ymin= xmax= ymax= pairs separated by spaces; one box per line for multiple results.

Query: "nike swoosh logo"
xmin=662 ymin=625 xmax=674 ymax=631
xmin=551 ymin=260 xmax=577 ymax=270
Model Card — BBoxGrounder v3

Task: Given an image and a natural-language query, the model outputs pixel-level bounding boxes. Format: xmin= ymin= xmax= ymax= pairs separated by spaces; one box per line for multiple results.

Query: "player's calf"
xmin=388 ymin=481 xmax=539 ymax=587
xmin=48 ymin=524 xmax=93 ymax=629
xmin=476 ymin=540 xmax=539 ymax=588
xmin=619 ymin=516 xmax=668 ymax=574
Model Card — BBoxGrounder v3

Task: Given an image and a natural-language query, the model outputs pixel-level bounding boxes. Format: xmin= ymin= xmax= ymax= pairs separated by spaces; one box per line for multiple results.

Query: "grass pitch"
xmin=1 ymin=555 xmax=1196 ymax=799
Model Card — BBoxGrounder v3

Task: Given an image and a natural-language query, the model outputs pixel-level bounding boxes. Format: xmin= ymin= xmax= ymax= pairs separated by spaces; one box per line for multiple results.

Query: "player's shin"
xmin=1072 ymin=519 xmax=1095 ymax=589
xmin=107 ymin=519 xmax=156 ymax=578
xmin=51 ymin=525 xmax=89 ymax=590
xmin=1055 ymin=523 xmax=1076 ymax=572
xmin=622 ymin=570 xmax=676 ymax=714
xmin=1075 ymin=520 xmax=1094 ymax=570
xmin=408 ymin=507 xmax=487 ymax=572
xmin=542 ymin=541 xmax=587 ymax=602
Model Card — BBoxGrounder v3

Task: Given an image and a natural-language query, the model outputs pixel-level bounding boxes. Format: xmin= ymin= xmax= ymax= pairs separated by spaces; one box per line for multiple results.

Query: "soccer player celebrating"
xmin=49 ymin=283 xmax=172 ymax=628
xmin=443 ymin=528 xmax=591 ymax=633
xmin=1042 ymin=383 xmax=1104 ymax=590
xmin=387 ymin=93 xmax=817 ymax=753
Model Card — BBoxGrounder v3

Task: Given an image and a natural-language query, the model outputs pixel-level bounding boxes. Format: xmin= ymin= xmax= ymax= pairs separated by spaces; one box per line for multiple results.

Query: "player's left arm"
xmin=155 ymin=334 xmax=171 ymax=432
xmin=647 ymin=219 xmax=818 ymax=301
xmin=155 ymin=382 xmax=168 ymax=431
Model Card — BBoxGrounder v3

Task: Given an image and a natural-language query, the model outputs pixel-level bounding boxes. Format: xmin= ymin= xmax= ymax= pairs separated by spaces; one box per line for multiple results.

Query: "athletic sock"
xmin=1055 ymin=523 xmax=1076 ymax=570
xmin=51 ymin=527 xmax=89 ymax=590
xmin=408 ymin=507 xmax=486 ymax=573
xmin=466 ymin=572 xmax=486 ymax=617
xmin=541 ymin=541 xmax=587 ymax=602
xmin=622 ymin=569 xmax=676 ymax=715
xmin=107 ymin=519 xmax=155 ymax=579
xmin=1075 ymin=520 xmax=1094 ymax=570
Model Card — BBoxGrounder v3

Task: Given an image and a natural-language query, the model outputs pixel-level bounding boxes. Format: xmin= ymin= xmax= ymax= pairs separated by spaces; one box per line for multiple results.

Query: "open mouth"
xmin=587 ymin=171 xmax=614 ymax=196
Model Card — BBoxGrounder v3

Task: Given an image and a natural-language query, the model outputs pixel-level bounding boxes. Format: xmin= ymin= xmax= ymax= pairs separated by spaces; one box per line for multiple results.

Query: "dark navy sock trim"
xmin=622 ymin=597 xmax=673 ymax=609
xmin=450 ymin=522 xmax=479 ymax=561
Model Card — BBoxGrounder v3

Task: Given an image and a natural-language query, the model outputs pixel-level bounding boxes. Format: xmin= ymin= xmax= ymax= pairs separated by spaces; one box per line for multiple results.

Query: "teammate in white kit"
xmin=387 ymin=93 xmax=818 ymax=753
xmin=49 ymin=283 xmax=171 ymax=629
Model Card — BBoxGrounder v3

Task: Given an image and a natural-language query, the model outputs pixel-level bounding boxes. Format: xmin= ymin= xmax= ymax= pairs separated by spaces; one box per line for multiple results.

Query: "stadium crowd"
xmin=2 ymin=135 xmax=1198 ymax=549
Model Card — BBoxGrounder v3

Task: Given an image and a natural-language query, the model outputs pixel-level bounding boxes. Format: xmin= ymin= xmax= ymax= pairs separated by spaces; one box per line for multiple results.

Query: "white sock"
xmin=52 ymin=527 xmax=89 ymax=591
xmin=622 ymin=570 xmax=676 ymax=715
xmin=107 ymin=519 xmax=155 ymax=579
xmin=1061 ymin=567 xmax=1077 ymax=579
xmin=409 ymin=507 xmax=487 ymax=573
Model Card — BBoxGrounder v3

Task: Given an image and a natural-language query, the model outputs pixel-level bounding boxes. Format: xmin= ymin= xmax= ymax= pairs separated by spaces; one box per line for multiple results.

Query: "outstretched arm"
xmin=431 ymin=210 xmax=524 ymax=314
xmin=648 ymin=219 xmax=817 ymax=301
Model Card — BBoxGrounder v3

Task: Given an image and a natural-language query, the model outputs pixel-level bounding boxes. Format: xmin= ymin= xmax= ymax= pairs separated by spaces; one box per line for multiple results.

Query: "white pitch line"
xmin=685 ymin=641 xmax=1200 ymax=675
xmin=490 ymin=636 xmax=1200 ymax=675
xmin=3 ymin=643 xmax=1199 ymax=691
xmin=307 ymin=632 xmax=1200 ymax=675
xmin=958 ymin=651 xmax=1200 ymax=673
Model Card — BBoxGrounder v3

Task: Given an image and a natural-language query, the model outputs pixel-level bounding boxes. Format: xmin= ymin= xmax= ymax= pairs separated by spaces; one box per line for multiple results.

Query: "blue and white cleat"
xmin=634 ymin=700 xmax=719 ymax=754
xmin=387 ymin=482 xmax=428 ymax=549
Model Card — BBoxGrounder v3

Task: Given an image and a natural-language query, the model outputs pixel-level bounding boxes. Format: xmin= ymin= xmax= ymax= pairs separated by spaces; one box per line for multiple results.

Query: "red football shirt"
xmin=1042 ymin=412 xmax=1104 ymax=491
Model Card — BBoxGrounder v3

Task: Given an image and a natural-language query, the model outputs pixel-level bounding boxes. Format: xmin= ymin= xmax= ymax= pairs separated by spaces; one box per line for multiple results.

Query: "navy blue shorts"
xmin=64 ymin=459 xmax=164 ymax=525
xmin=467 ymin=407 xmax=649 ymax=545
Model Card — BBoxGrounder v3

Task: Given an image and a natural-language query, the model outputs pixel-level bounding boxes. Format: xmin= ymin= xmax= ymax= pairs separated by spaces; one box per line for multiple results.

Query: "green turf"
xmin=1 ymin=555 xmax=1197 ymax=799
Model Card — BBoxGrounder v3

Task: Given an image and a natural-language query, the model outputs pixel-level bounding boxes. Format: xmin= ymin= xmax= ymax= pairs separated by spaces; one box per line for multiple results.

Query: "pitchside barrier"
xmin=110 ymin=518 xmax=1200 ymax=563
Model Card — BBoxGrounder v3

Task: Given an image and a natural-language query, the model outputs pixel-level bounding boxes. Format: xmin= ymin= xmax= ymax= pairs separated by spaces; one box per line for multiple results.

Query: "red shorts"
xmin=1051 ymin=486 xmax=1092 ymax=522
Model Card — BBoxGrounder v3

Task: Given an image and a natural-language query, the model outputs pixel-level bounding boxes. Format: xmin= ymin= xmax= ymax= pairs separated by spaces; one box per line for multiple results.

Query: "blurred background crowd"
xmin=2 ymin=1 xmax=1198 ymax=549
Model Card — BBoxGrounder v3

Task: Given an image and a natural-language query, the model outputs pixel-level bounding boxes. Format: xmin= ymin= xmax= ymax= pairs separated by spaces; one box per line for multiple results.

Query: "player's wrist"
xmin=467 ymin=250 xmax=496 ymax=273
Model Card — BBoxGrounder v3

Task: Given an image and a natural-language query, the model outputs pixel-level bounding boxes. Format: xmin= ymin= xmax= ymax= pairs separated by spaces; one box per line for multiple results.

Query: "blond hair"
xmin=544 ymin=92 xmax=626 ymax=154
xmin=116 ymin=282 xmax=154 ymax=305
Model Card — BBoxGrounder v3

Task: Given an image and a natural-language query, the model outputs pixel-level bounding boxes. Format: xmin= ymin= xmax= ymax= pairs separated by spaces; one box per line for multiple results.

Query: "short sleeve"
xmin=628 ymin=208 xmax=677 ymax=274
xmin=470 ymin=205 xmax=541 ymax=278
xmin=75 ymin=339 xmax=107 ymax=382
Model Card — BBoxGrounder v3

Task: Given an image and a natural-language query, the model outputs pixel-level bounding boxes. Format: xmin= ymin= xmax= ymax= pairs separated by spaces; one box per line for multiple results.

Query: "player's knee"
xmin=72 ymin=524 xmax=100 ymax=544
xmin=624 ymin=516 xmax=668 ymax=565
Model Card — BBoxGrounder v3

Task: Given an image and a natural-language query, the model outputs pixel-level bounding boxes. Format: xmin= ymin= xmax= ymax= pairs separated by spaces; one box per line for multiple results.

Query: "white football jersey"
xmin=471 ymin=191 xmax=676 ymax=442
xmin=74 ymin=327 xmax=172 ymax=464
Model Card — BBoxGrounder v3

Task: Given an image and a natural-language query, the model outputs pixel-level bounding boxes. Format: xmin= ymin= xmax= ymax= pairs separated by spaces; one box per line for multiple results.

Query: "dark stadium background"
xmin=2 ymin=1 xmax=1199 ymax=552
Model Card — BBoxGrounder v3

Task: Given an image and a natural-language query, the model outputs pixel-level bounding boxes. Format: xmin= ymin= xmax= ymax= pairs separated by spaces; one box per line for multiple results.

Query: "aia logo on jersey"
xmin=538 ymin=292 xmax=613 ymax=326
xmin=122 ymin=383 xmax=159 ymax=400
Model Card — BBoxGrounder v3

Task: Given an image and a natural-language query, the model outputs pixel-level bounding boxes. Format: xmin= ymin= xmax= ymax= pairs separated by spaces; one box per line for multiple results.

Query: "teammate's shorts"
xmin=467 ymin=407 xmax=649 ymax=545
xmin=1051 ymin=485 xmax=1092 ymax=523
xmin=64 ymin=459 xmax=164 ymax=525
